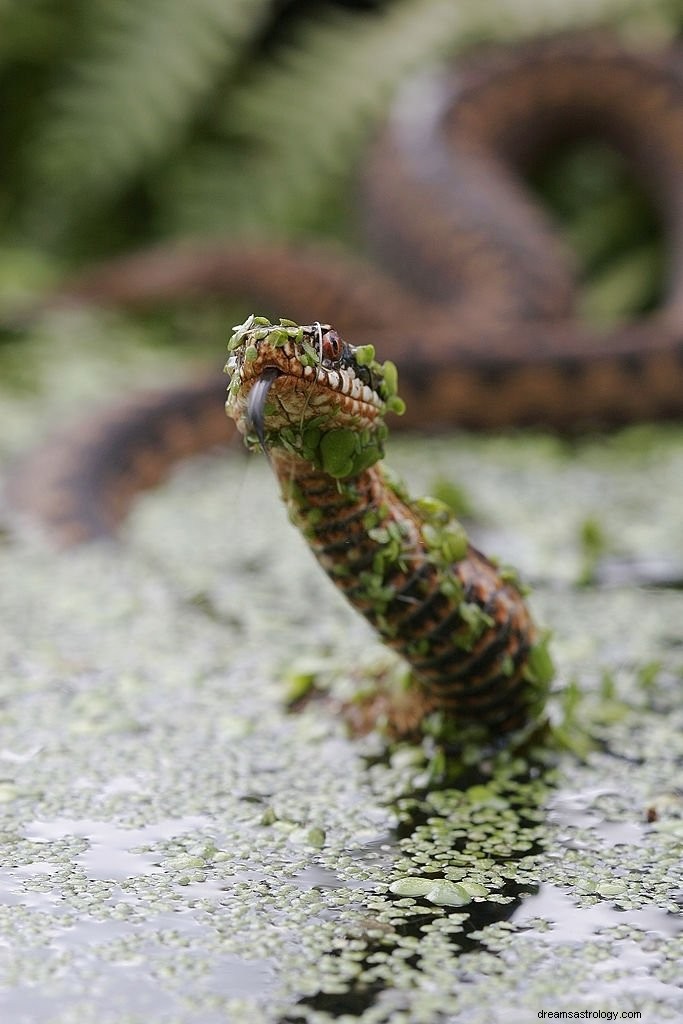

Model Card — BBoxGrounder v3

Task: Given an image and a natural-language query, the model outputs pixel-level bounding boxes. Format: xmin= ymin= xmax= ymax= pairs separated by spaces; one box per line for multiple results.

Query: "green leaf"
xmin=319 ymin=428 xmax=357 ymax=478
xmin=425 ymin=880 xmax=473 ymax=907
xmin=389 ymin=877 xmax=434 ymax=898
xmin=525 ymin=631 xmax=555 ymax=687
xmin=354 ymin=344 xmax=375 ymax=366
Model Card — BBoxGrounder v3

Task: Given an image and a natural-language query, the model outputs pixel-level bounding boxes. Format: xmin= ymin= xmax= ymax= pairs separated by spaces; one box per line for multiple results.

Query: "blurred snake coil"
xmin=9 ymin=31 xmax=683 ymax=734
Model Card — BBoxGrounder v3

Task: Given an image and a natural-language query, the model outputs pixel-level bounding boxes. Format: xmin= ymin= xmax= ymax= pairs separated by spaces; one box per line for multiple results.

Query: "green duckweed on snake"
xmin=224 ymin=314 xmax=554 ymax=739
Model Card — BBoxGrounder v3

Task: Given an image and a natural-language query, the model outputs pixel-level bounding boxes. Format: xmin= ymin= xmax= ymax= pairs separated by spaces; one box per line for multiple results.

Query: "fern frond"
xmin=31 ymin=0 xmax=272 ymax=213
xmin=163 ymin=0 xmax=658 ymax=238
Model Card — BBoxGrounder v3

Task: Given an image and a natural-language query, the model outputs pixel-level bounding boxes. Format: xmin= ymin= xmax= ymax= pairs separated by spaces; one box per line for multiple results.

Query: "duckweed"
xmin=2 ymin=311 xmax=682 ymax=1022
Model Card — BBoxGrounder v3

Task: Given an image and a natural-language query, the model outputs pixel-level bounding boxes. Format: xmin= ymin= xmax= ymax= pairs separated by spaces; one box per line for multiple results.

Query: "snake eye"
xmin=322 ymin=330 xmax=343 ymax=362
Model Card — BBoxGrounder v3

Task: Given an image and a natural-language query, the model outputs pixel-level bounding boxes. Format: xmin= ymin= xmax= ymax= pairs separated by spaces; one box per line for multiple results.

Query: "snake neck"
xmin=272 ymin=451 xmax=550 ymax=735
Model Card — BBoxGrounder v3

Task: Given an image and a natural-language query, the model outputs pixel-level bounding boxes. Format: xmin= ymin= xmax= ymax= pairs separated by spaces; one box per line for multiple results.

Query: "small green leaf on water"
xmin=0 ymin=782 xmax=19 ymax=803
xmin=169 ymin=854 xmax=206 ymax=870
xmin=425 ymin=880 xmax=473 ymax=907
xmin=389 ymin=877 xmax=434 ymax=898
xmin=577 ymin=515 xmax=608 ymax=585
xmin=283 ymin=657 xmax=327 ymax=703
xmin=458 ymin=879 xmax=489 ymax=898
xmin=580 ymin=517 xmax=606 ymax=555
xmin=289 ymin=826 xmax=326 ymax=849
xmin=596 ymin=880 xmax=627 ymax=897
xmin=466 ymin=784 xmax=497 ymax=805
xmin=637 ymin=660 xmax=662 ymax=691
xmin=599 ymin=669 xmax=616 ymax=699
xmin=284 ymin=671 xmax=316 ymax=704
xmin=260 ymin=806 xmax=277 ymax=826
xmin=428 ymin=746 xmax=447 ymax=783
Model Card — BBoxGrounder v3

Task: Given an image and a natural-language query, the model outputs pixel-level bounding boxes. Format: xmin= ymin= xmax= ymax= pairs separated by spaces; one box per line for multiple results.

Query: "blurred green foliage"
xmin=0 ymin=0 xmax=678 ymax=320
xmin=0 ymin=0 xmax=465 ymax=262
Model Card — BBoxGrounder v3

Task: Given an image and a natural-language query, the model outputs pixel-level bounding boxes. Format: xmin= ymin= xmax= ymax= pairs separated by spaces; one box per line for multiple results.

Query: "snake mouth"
xmin=237 ymin=349 xmax=385 ymax=436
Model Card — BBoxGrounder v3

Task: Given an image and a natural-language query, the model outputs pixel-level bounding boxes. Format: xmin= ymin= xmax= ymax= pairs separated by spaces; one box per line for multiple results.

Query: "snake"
xmin=7 ymin=31 xmax=683 ymax=735
xmin=224 ymin=315 xmax=553 ymax=736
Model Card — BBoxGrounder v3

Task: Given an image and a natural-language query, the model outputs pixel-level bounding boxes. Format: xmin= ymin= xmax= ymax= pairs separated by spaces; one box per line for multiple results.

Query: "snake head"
xmin=224 ymin=315 xmax=405 ymax=478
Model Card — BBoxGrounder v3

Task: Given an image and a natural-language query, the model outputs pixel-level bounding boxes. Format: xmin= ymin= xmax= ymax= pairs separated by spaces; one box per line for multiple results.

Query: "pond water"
xmin=0 ymin=319 xmax=681 ymax=1022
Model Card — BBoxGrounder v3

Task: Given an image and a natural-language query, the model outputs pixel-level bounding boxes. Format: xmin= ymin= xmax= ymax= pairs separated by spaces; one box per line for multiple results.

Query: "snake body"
xmin=225 ymin=317 xmax=551 ymax=734
xmin=7 ymin=32 xmax=683 ymax=730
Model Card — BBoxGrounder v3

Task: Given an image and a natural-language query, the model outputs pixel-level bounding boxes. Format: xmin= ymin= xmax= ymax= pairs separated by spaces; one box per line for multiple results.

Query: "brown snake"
xmin=10 ymin=32 xmax=683 ymax=544
xmin=9 ymin=29 xmax=683 ymax=737
xmin=223 ymin=315 xmax=552 ymax=736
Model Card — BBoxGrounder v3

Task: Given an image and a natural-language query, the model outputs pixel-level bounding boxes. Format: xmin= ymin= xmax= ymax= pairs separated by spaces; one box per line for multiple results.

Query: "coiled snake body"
xmin=9 ymin=32 xmax=683 ymax=735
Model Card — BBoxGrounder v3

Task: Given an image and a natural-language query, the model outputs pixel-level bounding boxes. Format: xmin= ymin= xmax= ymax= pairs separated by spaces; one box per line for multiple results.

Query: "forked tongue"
xmin=246 ymin=366 xmax=280 ymax=453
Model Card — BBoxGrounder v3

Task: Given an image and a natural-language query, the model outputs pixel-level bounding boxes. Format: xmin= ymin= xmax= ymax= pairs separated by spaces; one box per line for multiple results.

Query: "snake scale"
xmin=9 ymin=31 xmax=683 ymax=736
